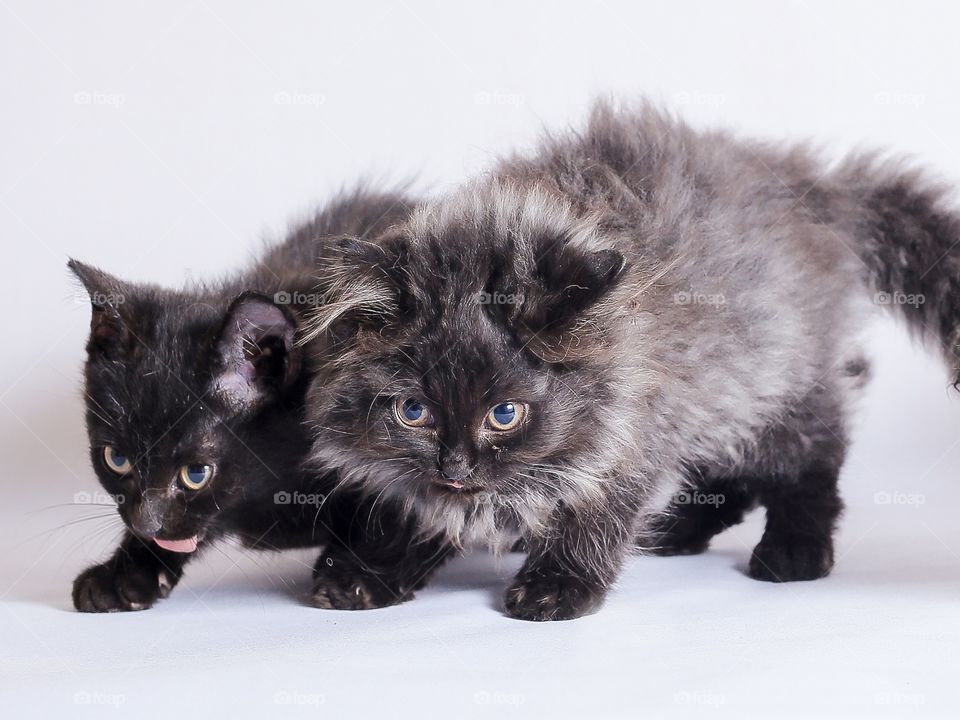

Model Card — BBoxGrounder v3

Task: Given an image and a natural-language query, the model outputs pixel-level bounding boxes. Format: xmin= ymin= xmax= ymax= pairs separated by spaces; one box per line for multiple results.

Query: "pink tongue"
xmin=154 ymin=536 xmax=198 ymax=553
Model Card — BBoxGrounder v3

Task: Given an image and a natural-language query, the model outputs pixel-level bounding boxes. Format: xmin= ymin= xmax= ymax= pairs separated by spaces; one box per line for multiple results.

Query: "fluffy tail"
xmin=837 ymin=156 xmax=960 ymax=384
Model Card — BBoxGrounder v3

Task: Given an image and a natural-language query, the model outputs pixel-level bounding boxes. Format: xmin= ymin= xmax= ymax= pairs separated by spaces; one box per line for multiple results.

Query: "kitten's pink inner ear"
xmin=214 ymin=296 xmax=299 ymax=411
xmin=214 ymin=369 xmax=256 ymax=406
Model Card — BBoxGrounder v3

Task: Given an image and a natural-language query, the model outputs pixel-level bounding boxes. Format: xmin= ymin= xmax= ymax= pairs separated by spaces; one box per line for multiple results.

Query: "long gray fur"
xmin=302 ymin=100 xmax=960 ymax=620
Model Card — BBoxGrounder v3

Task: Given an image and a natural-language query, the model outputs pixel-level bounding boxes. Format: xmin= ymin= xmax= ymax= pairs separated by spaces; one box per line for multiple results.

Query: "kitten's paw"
xmin=72 ymin=562 xmax=163 ymax=612
xmin=503 ymin=572 xmax=603 ymax=621
xmin=309 ymin=555 xmax=409 ymax=610
xmin=748 ymin=537 xmax=834 ymax=582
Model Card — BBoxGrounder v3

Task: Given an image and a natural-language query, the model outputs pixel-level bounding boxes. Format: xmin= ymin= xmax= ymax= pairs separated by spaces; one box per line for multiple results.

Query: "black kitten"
xmin=301 ymin=102 xmax=960 ymax=620
xmin=71 ymin=188 xmax=416 ymax=612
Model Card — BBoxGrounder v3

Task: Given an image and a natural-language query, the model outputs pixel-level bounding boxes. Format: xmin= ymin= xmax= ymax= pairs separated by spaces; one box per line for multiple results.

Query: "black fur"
xmin=70 ymin=189 xmax=417 ymax=612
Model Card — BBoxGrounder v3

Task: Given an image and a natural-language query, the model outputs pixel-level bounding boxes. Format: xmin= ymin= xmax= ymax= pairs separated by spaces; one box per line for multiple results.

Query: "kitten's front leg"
xmin=307 ymin=488 xmax=454 ymax=610
xmin=310 ymin=529 xmax=452 ymax=610
xmin=72 ymin=532 xmax=192 ymax=612
xmin=504 ymin=489 xmax=638 ymax=622
xmin=310 ymin=510 xmax=453 ymax=610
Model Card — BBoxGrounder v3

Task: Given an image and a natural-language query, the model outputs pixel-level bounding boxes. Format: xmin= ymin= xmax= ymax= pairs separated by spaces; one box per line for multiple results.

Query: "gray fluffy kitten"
xmin=302 ymin=101 xmax=960 ymax=621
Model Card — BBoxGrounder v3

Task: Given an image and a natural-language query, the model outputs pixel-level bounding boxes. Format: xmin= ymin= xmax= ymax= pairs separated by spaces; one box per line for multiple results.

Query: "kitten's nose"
xmin=130 ymin=492 xmax=165 ymax=537
xmin=438 ymin=449 xmax=475 ymax=484
xmin=440 ymin=465 xmax=474 ymax=482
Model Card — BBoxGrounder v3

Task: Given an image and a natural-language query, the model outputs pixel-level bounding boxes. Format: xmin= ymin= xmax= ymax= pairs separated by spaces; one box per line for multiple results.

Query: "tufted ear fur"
xmin=212 ymin=293 xmax=301 ymax=414
xmin=500 ymin=237 xmax=626 ymax=363
xmin=69 ymin=259 xmax=136 ymax=360
xmin=299 ymin=235 xmax=409 ymax=345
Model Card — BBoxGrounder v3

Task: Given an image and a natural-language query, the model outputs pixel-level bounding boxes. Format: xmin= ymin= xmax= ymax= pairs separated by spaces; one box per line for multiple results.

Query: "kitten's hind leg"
xmin=747 ymin=397 xmax=846 ymax=583
xmin=72 ymin=532 xmax=192 ymax=612
xmin=644 ymin=477 xmax=758 ymax=556
xmin=748 ymin=462 xmax=843 ymax=582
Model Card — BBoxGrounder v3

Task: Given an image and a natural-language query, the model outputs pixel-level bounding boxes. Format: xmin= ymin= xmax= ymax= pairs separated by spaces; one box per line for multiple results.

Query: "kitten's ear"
xmin=212 ymin=293 xmax=302 ymax=414
xmin=300 ymin=234 xmax=408 ymax=343
xmin=68 ymin=259 xmax=134 ymax=359
xmin=506 ymin=239 xmax=626 ymax=363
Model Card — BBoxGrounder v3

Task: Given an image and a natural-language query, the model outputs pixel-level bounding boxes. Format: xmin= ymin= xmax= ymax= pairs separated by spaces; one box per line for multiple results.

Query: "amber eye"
xmin=103 ymin=447 xmax=133 ymax=474
xmin=179 ymin=464 xmax=214 ymax=490
xmin=485 ymin=402 xmax=526 ymax=431
xmin=394 ymin=397 xmax=433 ymax=428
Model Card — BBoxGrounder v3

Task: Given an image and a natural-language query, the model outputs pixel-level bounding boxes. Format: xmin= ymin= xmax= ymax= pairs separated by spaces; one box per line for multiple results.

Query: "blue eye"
xmin=403 ymin=400 xmax=424 ymax=421
xmin=103 ymin=446 xmax=132 ymax=474
xmin=179 ymin=464 xmax=214 ymax=490
xmin=396 ymin=397 xmax=433 ymax=428
xmin=487 ymin=402 xmax=526 ymax=431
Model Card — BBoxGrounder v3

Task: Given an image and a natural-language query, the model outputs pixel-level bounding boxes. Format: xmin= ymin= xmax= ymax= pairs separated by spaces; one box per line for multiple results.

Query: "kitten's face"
xmin=71 ymin=261 xmax=301 ymax=553
xmin=306 ymin=189 xmax=626 ymax=531
xmin=316 ymin=303 xmax=591 ymax=505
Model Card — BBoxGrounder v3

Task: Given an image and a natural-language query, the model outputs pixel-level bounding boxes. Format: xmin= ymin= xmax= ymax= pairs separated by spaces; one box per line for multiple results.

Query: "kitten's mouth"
xmin=154 ymin=535 xmax=201 ymax=553
xmin=436 ymin=480 xmax=484 ymax=495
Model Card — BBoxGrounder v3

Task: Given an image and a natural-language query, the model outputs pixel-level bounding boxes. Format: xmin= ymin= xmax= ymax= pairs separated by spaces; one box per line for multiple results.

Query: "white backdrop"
xmin=2 ymin=2 xmax=960 ymax=718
